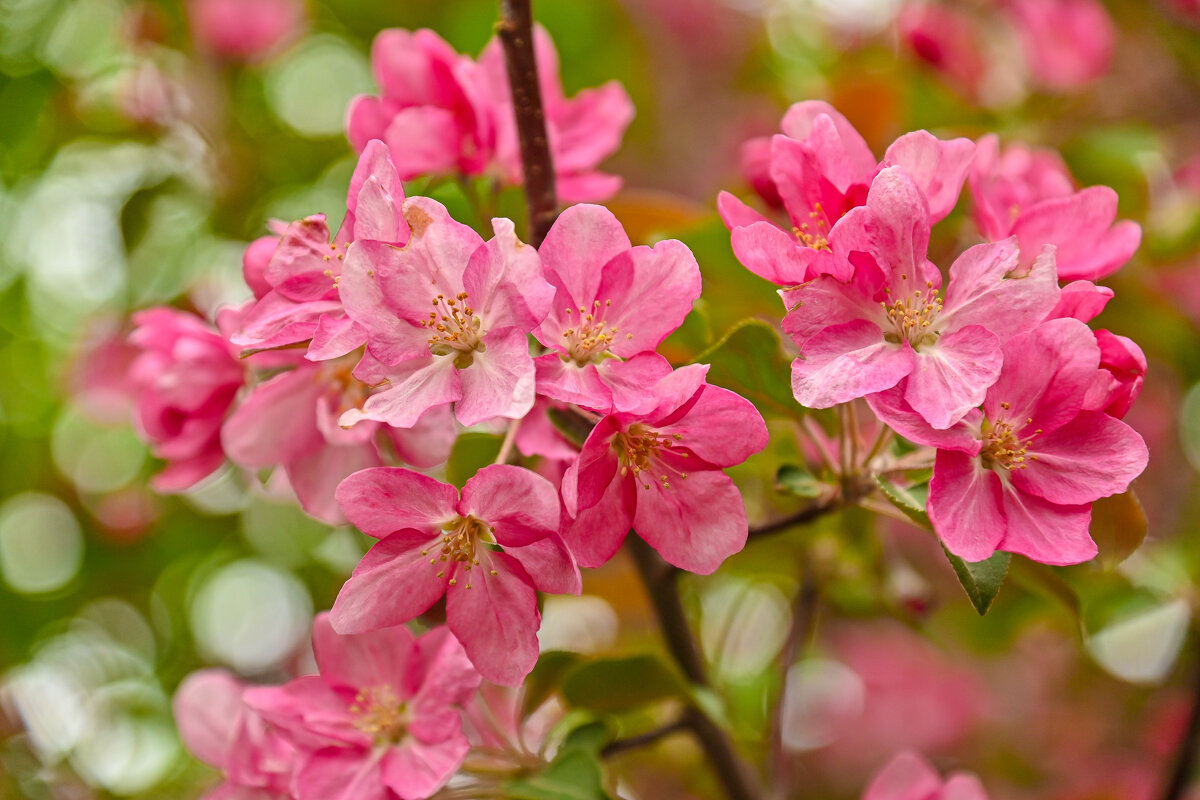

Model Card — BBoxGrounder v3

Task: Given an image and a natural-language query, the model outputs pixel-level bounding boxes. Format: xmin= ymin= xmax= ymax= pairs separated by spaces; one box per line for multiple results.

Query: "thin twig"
xmin=496 ymin=0 xmax=557 ymax=247
xmin=626 ymin=536 xmax=764 ymax=800
xmin=766 ymin=555 xmax=819 ymax=799
xmin=1161 ymin=644 xmax=1200 ymax=800
xmin=747 ymin=498 xmax=844 ymax=539
xmin=602 ymin=715 xmax=691 ymax=758
xmin=494 ymin=417 xmax=523 ymax=465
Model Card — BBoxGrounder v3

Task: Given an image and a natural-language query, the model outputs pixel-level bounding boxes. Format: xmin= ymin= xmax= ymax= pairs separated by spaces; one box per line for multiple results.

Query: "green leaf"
xmin=1009 ymin=557 xmax=1084 ymax=634
xmin=944 ymin=548 xmax=1011 ymax=616
xmin=777 ymin=464 xmax=824 ymax=498
xmin=692 ymin=319 xmax=800 ymax=419
xmin=546 ymin=406 xmax=595 ymax=449
xmin=1090 ymin=490 xmax=1148 ymax=570
xmin=446 ymin=432 xmax=503 ymax=488
xmin=503 ymin=749 xmax=614 ymax=800
xmin=522 ymin=651 xmax=581 ymax=717
xmin=874 ymin=476 xmax=932 ymax=530
xmin=561 ymin=655 xmax=686 ymax=714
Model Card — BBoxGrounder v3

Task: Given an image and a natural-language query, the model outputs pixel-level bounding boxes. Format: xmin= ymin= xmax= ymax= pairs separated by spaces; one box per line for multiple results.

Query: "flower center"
xmin=614 ymin=423 xmax=690 ymax=490
xmin=793 ymin=203 xmax=832 ymax=251
xmin=423 ymin=515 xmax=497 ymax=589
xmin=980 ymin=408 xmax=1042 ymax=471
xmin=880 ymin=279 xmax=942 ymax=348
xmin=424 ymin=292 xmax=485 ymax=368
xmin=349 ymin=685 xmax=409 ymax=746
xmin=320 ymin=350 xmax=369 ymax=414
xmin=561 ymin=299 xmax=620 ymax=366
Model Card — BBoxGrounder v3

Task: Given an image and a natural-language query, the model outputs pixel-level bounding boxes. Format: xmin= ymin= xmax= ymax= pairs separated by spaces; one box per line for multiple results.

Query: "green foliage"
xmin=446 ymin=432 xmax=504 ymax=488
xmin=561 ymin=654 xmax=687 ymax=714
xmin=693 ymin=318 xmax=801 ymax=420
xmin=503 ymin=722 xmax=616 ymax=800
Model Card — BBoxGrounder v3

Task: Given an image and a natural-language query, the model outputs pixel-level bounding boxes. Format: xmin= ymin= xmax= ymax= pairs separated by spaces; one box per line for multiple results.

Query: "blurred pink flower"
xmin=245 ymin=616 xmax=480 ymax=800
xmin=331 ymin=465 xmax=579 ymax=686
xmin=1003 ymin=0 xmax=1115 ymax=91
xmin=188 ymin=0 xmax=305 ymax=62
xmin=862 ymin=750 xmax=988 ymax=800
xmin=531 ymin=204 xmax=698 ymax=412
xmin=897 ymin=2 xmax=988 ymax=97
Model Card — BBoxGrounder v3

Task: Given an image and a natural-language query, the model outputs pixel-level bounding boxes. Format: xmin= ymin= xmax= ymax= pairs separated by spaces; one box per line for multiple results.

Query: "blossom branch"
xmin=496 ymin=0 xmax=557 ymax=247
xmin=626 ymin=535 xmax=764 ymax=800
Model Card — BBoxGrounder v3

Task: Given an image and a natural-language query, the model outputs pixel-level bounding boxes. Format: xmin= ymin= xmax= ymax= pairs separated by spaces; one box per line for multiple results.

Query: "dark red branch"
xmin=496 ymin=0 xmax=557 ymax=247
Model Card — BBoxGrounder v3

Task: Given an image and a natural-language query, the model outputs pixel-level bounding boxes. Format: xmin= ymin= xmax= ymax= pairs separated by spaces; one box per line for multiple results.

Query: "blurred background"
xmin=3 ymin=0 xmax=1200 ymax=798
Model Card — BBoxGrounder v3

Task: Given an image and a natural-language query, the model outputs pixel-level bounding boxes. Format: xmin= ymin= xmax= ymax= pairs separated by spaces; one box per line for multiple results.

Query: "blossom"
xmin=331 ymin=465 xmax=579 ymax=686
xmin=560 ymin=364 xmax=768 ymax=573
xmin=862 ymin=750 xmax=988 ymax=800
xmin=896 ymin=2 xmax=987 ymax=98
xmin=244 ymin=616 xmax=481 ymax=800
xmin=869 ymin=318 xmax=1149 ymax=565
xmin=969 ymin=134 xmax=1141 ymax=281
xmin=220 ymin=354 xmax=455 ymax=524
xmin=187 ymin=0 xmax=305 ymax=62
xmin=128 ymin=307 xmax=244 ymax=491
xmin=337 ymin=197 xmax=553 ymax=428
xmin=232 ymin=140 xmax=409 ymax=360
xmin=718 ymin=101 xmax=974 ymax=286
xmin=1003 ymin=0 xmax=1115 ymax=92
xmin=784 ymin=167 xmax=1059 ymax=429
xmin=174 ymin=669 xmax=295 ymax=799
xmin=531 ymin=204 xmax=700 ymax=411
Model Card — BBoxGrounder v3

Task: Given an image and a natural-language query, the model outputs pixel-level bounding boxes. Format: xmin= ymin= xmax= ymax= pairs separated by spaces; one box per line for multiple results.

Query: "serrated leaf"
xmin=446 ymin=432 xmax=503 ymax=488
xmin=522 ymin=651 xmax=581 ymax=717
xmin=1090 ymin=490 xmax=1148 ymax=570
xmin=777 ymin=464 xmax=825 ymax=498
xmin=874 ymin=476 xmax=932 ymax=530
xmin=561 ymin=655 xmax=685 ymax=714
xmin=943 ymin=548 xmax=1011 ymax=616
xmin=692 ymin=318 xmax=800 ymax=419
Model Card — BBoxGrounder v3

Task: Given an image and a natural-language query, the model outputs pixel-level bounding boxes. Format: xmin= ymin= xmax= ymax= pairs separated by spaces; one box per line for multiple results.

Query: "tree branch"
xmin=496 ymin=0 xmax=557 ymax=247
xmin=626 ymin=536 xmax=764 ymax=800
xmin=1162 ymin=645 xmax=1200 ymax=800
xmin=765 ymin=556 xmax=819 ymax=798
xmin=602 ymin=715 xmax=690 ymax=758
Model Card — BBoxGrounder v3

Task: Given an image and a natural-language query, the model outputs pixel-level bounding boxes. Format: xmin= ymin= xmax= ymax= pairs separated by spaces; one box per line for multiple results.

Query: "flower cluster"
xmin=724 ymin=102 xmax=1148 ymax=566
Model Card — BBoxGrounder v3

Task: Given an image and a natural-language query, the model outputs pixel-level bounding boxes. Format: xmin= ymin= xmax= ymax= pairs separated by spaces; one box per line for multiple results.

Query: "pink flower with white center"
xmin=187 ymin=0 xmax=305 ymax=62
xmin=784 ymin=167 xmax=1060 ymax=429
xmin=897 ymin=2 xmax=987 ymax=98
xmin=718 ymin=101 xmax=975 ymax=287
xmin=346 ymin=29 xmax=493 ymax=182
xmin=174 ymin=669 xmax=295 ymax=800
xmin=869 ymin=318 xmax=1148 ymax=565
xmin=530 ymin=204 xmax=700 ymax=412
xmin=244 ymin=616 xmax=481 ymax=800
xmin=1004 ymin=0 xmax=1115 ymax=92
xmin=128 ymin=307 xmax=244 ymax=491
xmin=220 ymin=353 xmax=455 ymax=525
xmin=862 ymin=751 xmax=988 ymax=800
xmin=337 ymin=197 xmax=553 ymax=429
xmin=969 ymin=134 xmax=1141 ymax=281
xmin=560 ymin=364 xmax=768 ymax=573
xmin=475 ymin=26 xmax=634 ymax=203
xmin=232 ymin=140 xmax=409 ymax=361
xmin=331 ymin=465 xmax=579 ymax=686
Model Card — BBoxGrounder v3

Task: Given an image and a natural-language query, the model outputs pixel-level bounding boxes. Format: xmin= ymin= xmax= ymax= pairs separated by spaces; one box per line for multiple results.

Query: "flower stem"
xmin=496 ymin=0 xmax=557 ymax=247
xmin=626 ymin=535 xmax=764 ymax=800
xmin=494 ymin=417 xmax=523 ymax=465
xmin=1161 ymin=640 xmax=1200 ymax=800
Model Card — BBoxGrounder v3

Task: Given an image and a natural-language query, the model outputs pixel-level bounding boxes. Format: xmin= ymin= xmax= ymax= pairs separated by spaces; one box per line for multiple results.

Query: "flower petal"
xmin=633 ymin=468 xmax=747 ymax=574
xmin=791 ymin=319 xmax=913 ymax=409
xmin=446 ymin=551 xmax=540 ymax=687
xmin=927 ymin=450 xmax=1006 ymax=561
xmin=331 ymin=529 xmax=449 ymax=634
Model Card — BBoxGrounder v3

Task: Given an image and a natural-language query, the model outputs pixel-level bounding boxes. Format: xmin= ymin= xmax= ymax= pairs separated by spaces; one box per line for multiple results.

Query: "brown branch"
xmin=602 ymin=715 xmax=690 ymax=758
xmin=748 ymin=498 xmax=843 ymax=539
xmin=1162 ymin=646 xmax=1200 ymax=800
xmin=626 ymin=536 xmax=764 ymax=800
xmin=496 ymin=0 xmax=557 ymax=247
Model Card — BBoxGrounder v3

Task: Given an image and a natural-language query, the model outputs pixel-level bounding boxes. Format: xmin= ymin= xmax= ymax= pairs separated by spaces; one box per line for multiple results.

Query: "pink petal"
xmin=780 ymin=102 xmax=877 ymax=190
xmin=1046 ymin=280 xmax=1113 ymax=322
xmin=601 ymin=240 xmax=701 ymax=358
xmin=388 ymin=403 xmax=457 ymax=468
xmin=295 ymin=747 xmax=388 ymax=800
xmin=1013 ymin=186 xmax=1140 ymax=280
xmin=598 ymin=352 xmax=675 ymax=413
xmin=1012 ymin=411 xmax=1147 ymax=504
xmin=1083 ymin=330 xmax=1146 ymax=418
xmin=311 ymin=612 xmax=416 ymax=692
xmin=337 ymin=241 xmax=433 ymax=365
xmin=999 ymin=487 xmax=1096 ymax=565
xmin=840 ymin=167 xmax=935 ymax=288
xmin=866 ymin=383 xmax=982 ymax=453
xmin=408 ymin=626 xmax=480 ymax=709
xmin=446 ymin=551 xmax=540 ymax=686
xmin=534 ymin=354 xmax=612 ymax=410
xmin=243 ymin=678 xmax=360 ymax=746
xmin=550 ymin=81 xmax=634 ymax=174
xmin=381 ymin=733 xmax=469 ymax=800
xmin=505 ymin=534 xmax=582 ymax=595
xmin=941 ymin=239 xmax=1060 ymax=342
xmin=942 ymin=773 xmax=990 ymax=800
xmin=463 ymin=217 xmax=552 ymax=334
xmin=780 ymin=273 xmax=877 ymax=346
xmin=656 ymin=384 xmax=768 ymax=467
xmin=455 ymin=330 xmax=536 ymax=426
xmin=536 ymin=204 xmax=631 ymax=330
xmin=791 ymin=319 xmax=913 ymax=408
xmin=560 ymin=474 xmax=634 ymax=568
xmin=307 ymin=314 xmax=366 ymax=361
xmin=717 ymin=190 xmax=773 ymax=230
xmin=331 ymin=529 xmax=450 ymax=633
xmin=347 ymin=140 xmax=408 ymax=244
xmin=460 ymin=464 xmax=560 ymax=547
xmin=334 ymin=467 xmax=458 ymax=536
xmin=383 ymin=106 xmax=461 ymax=180
xmin=862 ymin=750 xmax=943 ymax=800
xmin=174 ymin=669 xmax=246 ymax=768
xmin=927 ymin=450 xmax=1006 ymax=561
xmin=905 ymin=325 xmax=1002 ymax=429
xmin=729 ymin=221 xmax=822 ymax=287
xmin=880 ymin=131 xmax=976 ymax=222
xmin=564 ymin=416 xmax=622 ymax=514
xmin=341 ymin=355 xmax=462 ymax=429
xmin=288 ymin=442 xmax=382 ymax=525
xmin=633 ymin=468 xmax=748 ymax=574
xmin=221 ymin=368 xmax=323 ymax=468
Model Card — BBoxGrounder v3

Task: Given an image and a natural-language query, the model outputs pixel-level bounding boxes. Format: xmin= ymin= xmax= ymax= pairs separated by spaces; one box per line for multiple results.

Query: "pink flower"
xmin=531 ymin=204 xmax=700 ymax=411
xmin=244 ymin=616 xmax=481 ymax=800
xmin=220 ymin=354 xmax=455 ymax=524
xmin=1083 ymin=330 xmax=1146 ymax=420
xmin=870 ymin=318 xmax=1149 ymax=565
xmin=128 ymin=307 xmax=245 ymax=491
xmin=897 ymin=2 xmax=987 ymax=98
xmin=187 ymin=0 xmax=305 ymax=62
xmin=862 ymin=750 xmax=988 ymax=800
xmin=718 ymin=102 xmax=975 ymax=286
xmin=1003 ymin=0 xmax=1115 ymax=91
xmin=476 ymin=26 xmax=634 ymax=203
xmin=174 ymin=669 xmax=295 ymax=799
xmin=560 ymin=364 xmax=768 ymax=573
xmin=232 ymin=140 xmax=409 ymax=361
xmin=337 ymin=197 xmax=553 ymax=428
xmin=784 ymin=167 xmax=1060 ymax=429
xmin=740 ymin=136 xmax=784 ymax=209
xmin=969 ymin=135 xmax=1141 ymax=281
xmin=331 ymin=465 xmax=579 ymax=686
